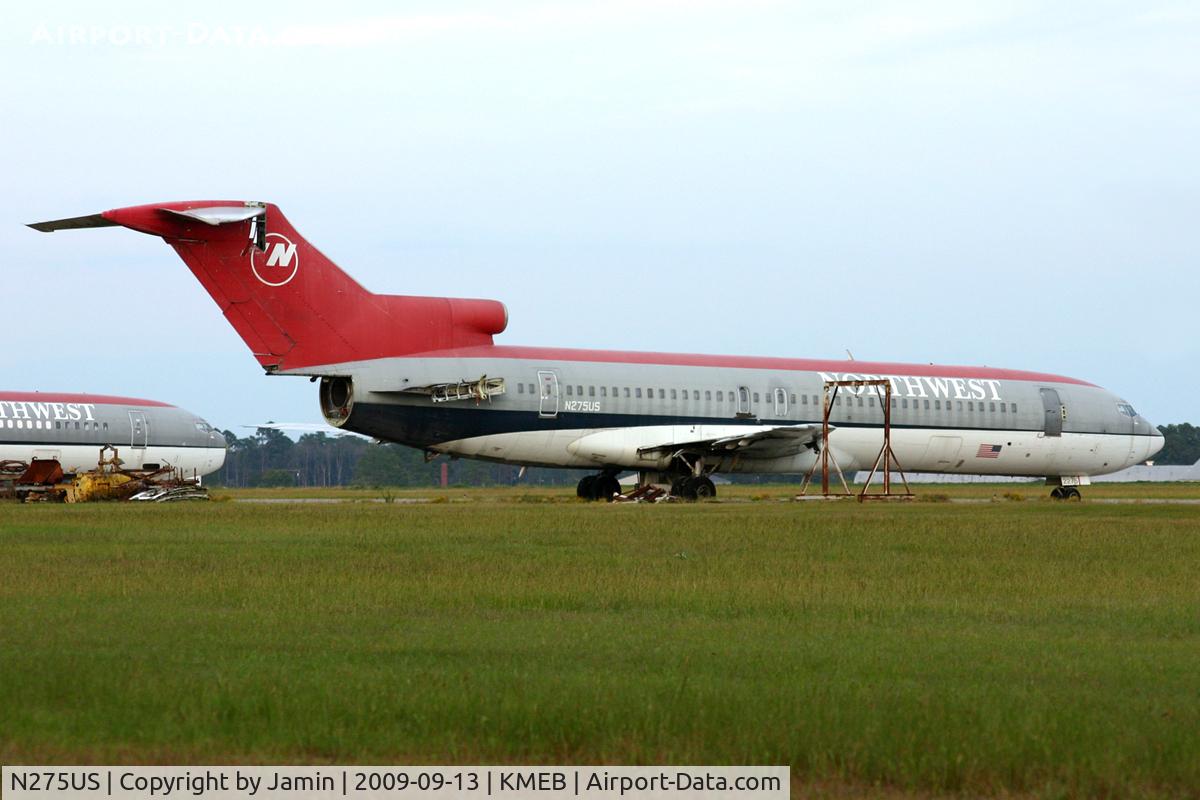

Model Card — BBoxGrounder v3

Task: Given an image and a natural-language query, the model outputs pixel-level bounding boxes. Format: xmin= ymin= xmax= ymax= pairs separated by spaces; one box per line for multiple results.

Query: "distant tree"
xmin=207 ymin=429 xmax=589 ymax=488
xmin=1155 ymin=424 xmax=1200 ymax=465
xmin=351 ymin=443 xmax=436 ymax=487
xmin=256 ymin=468 xmax=299 ymax=487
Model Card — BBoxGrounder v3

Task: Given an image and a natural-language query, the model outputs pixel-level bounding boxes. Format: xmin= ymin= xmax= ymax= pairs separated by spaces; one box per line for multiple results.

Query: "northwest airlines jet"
xmin=0 ymin=392 xmax=226 ymax=477
xmin=31 ymin=201 xmax=1163 ymax=500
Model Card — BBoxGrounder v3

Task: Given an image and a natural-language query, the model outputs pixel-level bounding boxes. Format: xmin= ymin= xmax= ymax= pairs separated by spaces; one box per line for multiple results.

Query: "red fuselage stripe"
xmin=0 ymin=392 xmax=173 ymax=407
xmin=404 ymin=346 xmax=1096 ymax=387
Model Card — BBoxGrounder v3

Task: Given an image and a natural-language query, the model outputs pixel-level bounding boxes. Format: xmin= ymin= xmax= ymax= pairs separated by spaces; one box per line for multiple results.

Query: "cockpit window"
xmin=194 ymin=419 xmax=213 ymax=432
xmin=1116 ymin=403 xmax=1137 ymax=418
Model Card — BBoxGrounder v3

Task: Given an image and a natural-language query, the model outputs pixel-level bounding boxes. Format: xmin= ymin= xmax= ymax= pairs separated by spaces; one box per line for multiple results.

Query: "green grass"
xmin=216 ymin=481 xmax=1200 ymax=502
xmin=1 ymin=495 xmax=1199 ymax=798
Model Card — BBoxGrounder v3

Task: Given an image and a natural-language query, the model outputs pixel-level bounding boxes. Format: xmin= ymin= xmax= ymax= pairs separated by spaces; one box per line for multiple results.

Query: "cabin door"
xmin=537 ymin=371 xmax=560 ymax=418
xmin=129 ymin=410 xmax=148 ymax=449
xmin=1039 ymin=388 xmax=1063 ymax=437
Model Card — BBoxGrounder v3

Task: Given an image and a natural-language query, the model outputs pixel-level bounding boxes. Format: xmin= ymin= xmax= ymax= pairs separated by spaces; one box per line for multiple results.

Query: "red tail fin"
xmin=38 ymin=201 xmax=507 ymax=372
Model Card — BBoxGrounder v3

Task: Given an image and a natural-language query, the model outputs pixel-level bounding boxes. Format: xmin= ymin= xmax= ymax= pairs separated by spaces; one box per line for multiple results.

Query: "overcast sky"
xmin=1 ymin=1 xmax=1196 ymax=432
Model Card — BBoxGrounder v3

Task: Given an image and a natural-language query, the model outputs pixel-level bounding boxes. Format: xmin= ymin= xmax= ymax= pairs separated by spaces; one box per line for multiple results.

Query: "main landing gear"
xmin=577 ymin=473 xmax=621 ymax=502
xmin=577 ymin=472 xmax=719 ymax=502
xmin=670 ymin=475 xmax=716 ymax=501
xmin=1050 ymin=486 xmax=1082 ymax=501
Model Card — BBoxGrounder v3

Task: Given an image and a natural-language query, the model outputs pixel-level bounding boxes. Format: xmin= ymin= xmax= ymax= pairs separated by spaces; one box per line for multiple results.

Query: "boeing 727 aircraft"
xmin=30 ymin=201 xmax=1163 ymax=500
xmin=0 ymin=391 xmax=227 ymax=477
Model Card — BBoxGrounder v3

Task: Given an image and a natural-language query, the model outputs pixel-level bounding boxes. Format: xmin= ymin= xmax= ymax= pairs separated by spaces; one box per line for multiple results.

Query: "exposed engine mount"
xmin=320 ymin=376 xmax=354 ymax=427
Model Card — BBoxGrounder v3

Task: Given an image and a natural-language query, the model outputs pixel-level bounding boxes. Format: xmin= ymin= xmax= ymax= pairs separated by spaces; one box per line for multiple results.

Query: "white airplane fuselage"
xmin=0 ymin=392 xmax=227 ymax=477
xmin=309 ymin=348 xmax=1162 ymax=481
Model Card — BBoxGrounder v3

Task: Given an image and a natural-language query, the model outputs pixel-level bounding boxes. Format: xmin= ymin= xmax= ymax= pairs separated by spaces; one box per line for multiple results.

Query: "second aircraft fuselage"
xmin=311 ymin=346 xmax=1163 ymax=479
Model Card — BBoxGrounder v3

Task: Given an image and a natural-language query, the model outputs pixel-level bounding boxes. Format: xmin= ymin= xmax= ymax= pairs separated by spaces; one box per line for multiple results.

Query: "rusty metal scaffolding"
xmin=799 ymin=379 xmax=913 ymax=502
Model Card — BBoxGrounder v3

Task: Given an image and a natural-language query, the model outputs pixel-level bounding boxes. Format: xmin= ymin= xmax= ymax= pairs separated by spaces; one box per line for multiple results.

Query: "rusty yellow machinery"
xmin=4 ymin=446 xmax=208 ymax=503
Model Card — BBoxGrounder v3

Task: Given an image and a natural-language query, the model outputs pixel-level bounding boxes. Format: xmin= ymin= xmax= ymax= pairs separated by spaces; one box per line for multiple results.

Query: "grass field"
xmin=2 ymin=485 xmax=1199 ymax=798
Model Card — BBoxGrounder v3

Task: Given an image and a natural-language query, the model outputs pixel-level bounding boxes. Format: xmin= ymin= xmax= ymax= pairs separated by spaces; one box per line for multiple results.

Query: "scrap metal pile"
xmin=1 ymin=446 xmax=209 ymax=503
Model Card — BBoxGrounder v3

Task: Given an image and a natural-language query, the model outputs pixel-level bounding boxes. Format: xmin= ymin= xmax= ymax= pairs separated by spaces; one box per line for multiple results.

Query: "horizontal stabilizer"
xmin=27 ymin=214 xmax=116 ymax=232
xmin=161 ymin=206 xmax=265 ymax=225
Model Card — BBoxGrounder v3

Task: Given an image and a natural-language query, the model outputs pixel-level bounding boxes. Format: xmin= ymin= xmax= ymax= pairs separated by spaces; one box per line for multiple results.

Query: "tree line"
xmin=210 ymin=429 xmax=581 ymax=488
xmin=210 ymin=424 xmax=1200 ymax=488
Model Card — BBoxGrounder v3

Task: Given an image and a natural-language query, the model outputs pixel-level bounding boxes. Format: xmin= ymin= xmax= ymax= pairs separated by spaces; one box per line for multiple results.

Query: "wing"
xmin=638 ymin=424 xmax=826 ymax=460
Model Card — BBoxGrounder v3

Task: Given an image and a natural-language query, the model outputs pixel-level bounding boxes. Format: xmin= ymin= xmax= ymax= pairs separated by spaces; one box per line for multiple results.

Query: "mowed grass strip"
xmin=0 ymin=500 xmax=1197 ymax=797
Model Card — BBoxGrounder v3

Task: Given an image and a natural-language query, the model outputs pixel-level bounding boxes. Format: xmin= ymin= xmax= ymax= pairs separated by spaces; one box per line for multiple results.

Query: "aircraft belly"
xmin=437 ymin=429 xmax=602 ymax=469
xmin=0 ymin=444 xmax=225 ymax=477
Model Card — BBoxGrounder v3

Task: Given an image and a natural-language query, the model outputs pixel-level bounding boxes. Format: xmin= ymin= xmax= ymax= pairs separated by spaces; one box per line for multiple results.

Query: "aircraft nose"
xmin=1146 ymin=426 xmax=1165 ymax=462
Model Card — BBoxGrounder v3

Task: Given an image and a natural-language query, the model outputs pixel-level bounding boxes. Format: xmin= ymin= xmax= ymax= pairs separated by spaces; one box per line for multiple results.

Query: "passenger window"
xmin=635 ymin=388 xmax=642 ymax=398
xmin=968 ymin=401 xmax=973 ymax=411
xmin=957 ymin=401 xmax=963 ymax=411
xmin=857 ymin=397 xmax=864 ymax=407
xmin=588 ymin=386 xmax=595 ymax=397
xmin=934 ymin=399 xmax=941 ymax=410
xmin=1000 ymin=402 xmax=1006 ymax=412
xmin=802 ymin=394 xmax=808 ymax=405
xmin=600 ymin=387 xmax=607 ymax=397
xmin=753 ymin=392 xmax=760 ymax=403
xmin=1011 ymin=403 xmax=1017 ymax=413
xmin=566 ymin=385 xmax=574 ymax=396
xmin=670 ymin=389 xmax=677 ymax=399
xmin=902 ymin=399 xmax=908 ymax=409
xmin=790 ymin=393 xmax=796 ymax=404
xmin=658 ymin=389 xmax=665 ymax=399
xmin=989 ymin=402 xmax=995 ymax=412
xmin=692 ymin=390 xmax=699 ymax=400
xmin=623 ymin=388 xmax=630 ymax=398
xmin=646 ymin=387 xmax=653 ymax=398
xmin=705 ymin=391 xmax=712 ymax=401
xmin=576 ymin=385 xmax=583 ymax=396
xmin=923 ymin=400 xmax=930 ymax=410
xmin=103 ymin=422 xmax=108 ymax=430
xmin=891 ymin=398 xmax=897 ymax=408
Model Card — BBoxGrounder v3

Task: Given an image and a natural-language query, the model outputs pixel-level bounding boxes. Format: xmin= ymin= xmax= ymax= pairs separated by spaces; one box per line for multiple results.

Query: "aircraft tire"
xmin=1050 ymin=487 xmax=1065 ymax=500
xmin=577 ymin=475 xmax=597 ymax=500
xmin=694 ymin=476 xmax=717 ymax=499
xmin=594 ymin=474 xmax=621 ymax=502
xmin=1064 ymin=487 xmax=1081 ymax=501
xmin=675 ymin=477 xmax=699 ymax=501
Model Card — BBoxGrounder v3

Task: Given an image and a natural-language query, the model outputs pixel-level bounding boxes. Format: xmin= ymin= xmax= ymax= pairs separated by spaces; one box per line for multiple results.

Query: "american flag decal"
xmin=976 ymin=444 xmax=1002 ymax=458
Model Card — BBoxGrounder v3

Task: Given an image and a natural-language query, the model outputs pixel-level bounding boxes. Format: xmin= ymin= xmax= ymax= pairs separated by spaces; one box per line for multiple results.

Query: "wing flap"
xmin=638 ymin=423 xmax=826 ymax=460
